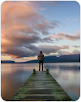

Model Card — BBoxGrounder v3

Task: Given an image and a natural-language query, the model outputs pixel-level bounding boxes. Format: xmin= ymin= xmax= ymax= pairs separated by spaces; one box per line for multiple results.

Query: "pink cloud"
xmin=72 ymin=50 xmax=80 ymax=54
xmin=62 ymin=45 xmax=69 ymax=49
xmin=50 ymin=31 xmax=80 ymax=41
xmin=38 ymin=45 xmax=70 ymax=55
xmin=1 ymin=1 xmax=58 ymax=58
xmin=1 ymin=1 xmax=40 ymax=26
xmin=73 ymin=45 xmax=80 ymax=48
xmin=1 ymin=1 xmax=79 ymax=59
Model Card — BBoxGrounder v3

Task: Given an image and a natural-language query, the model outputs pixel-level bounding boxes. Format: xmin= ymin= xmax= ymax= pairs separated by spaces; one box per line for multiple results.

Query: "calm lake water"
xmin=1 ymin=63 xmax=80 ymax=101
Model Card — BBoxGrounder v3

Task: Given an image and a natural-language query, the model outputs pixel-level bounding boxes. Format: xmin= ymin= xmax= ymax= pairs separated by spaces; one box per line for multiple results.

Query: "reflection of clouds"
xmin=64 ymin=85 xmax=80 ymax=100
xmin=1 ymin=63 xmax=45 ymax=100
xmin=1 ymin=63 xmax=45 ymax=74
xmin=44 ymin=63 xmax=80 ymax=70
xmin=60 ymin=70 xmax=70 ymax=80
xmin=51 ymin=69 xmax=80 ymax=87
xmin=44 ymin=63 xmax=80 ymax=86
xmin=49 ymin=66 xmax=60 ymax=78
xmin=64 ymin=85 xmax=80 ymax=95
xmin=1 ymin=63 xmax=80 ymax=101
xmin=44 ymin=63 xmax=80 ymax=101
xmin=1 ymin=64 xmax=24 ymax=74
xmin=1 ymin=73 xmax=29 ymax=100
xmin=23 ymin=63 xmax=44 ymax=71
xmin=1 ymin=63 xmax=39 ymax=74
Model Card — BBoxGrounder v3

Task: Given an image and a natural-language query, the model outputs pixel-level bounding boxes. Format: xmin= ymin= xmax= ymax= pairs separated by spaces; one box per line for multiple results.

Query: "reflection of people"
xmin=38 ymin=51 xmax=44 ymax=71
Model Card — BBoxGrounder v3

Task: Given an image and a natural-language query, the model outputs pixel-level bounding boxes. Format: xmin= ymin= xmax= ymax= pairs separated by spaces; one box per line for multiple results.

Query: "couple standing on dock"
xmin=38 ymin=51 xmax=44 ymax=71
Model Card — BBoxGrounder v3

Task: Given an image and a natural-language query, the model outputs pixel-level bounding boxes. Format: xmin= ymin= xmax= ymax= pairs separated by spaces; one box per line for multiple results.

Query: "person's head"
xmin=40 ymin=51 xmax=42 ymax=54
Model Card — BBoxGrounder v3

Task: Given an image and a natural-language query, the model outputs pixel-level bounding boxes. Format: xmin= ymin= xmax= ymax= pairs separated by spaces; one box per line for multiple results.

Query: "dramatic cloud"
xmin=38 ymin=45 xmax=69 ymax=55
xmin=57 ymin=50 xmax=80 ymax=56
xmin=1 ymin=1 xmax=80 ymax=59
xmin=1 ymin=1 xmax=61 ymax=58
xmin=42 ymin=37 xmax=53 ymax=42
xmin=62 ymin=45 xmax=69 ymax=49
xmin=2 ymin=42 xmax=70 ymax=58
xmin=2 ymin=45 xmax=38 ymax=58
xmin=72 ymin=50 xmax=80 ymax=54
xmin=50 ymin=31 xmax=80 ymax=41
xmin=73 ymin=45 xmax=80 ymax=48
xmin=1 ymin=1 xmax=59 ymax=35
xmin=54 ymin=49 xmax=80 ymax=56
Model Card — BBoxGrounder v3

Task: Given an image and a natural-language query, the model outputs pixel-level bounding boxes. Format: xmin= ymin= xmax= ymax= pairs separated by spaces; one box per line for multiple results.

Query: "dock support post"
xmin=46 ymin=69 xmax=49 ymax=74
xmin=33 ymin=69 xmax=36 ymax=74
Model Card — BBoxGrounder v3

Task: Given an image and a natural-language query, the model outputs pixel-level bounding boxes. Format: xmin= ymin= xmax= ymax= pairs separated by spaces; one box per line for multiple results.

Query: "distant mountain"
xmin=1 ymin=60 xmax=15 ymax=63
xmin=24 ymin=54 xmax=80 ymax=63
xmin=1 ymin=54 xmax=80 ymax=63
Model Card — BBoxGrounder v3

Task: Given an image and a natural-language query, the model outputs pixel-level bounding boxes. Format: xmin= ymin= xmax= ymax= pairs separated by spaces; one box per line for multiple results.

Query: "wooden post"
xmin=33 ymin=69 xmax=36 ymax=74
xmin=46 ymin=69 xmax=49 ymax=74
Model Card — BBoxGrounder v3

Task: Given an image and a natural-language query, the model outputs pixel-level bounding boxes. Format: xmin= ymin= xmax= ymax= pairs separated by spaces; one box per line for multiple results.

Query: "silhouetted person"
xmin=38 ymin=51 xmax=44 ymax=71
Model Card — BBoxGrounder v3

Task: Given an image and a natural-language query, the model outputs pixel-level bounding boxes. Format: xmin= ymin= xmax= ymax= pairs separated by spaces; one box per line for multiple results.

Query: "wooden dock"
xmin=10 ymin=69 xmax=72 ymax=101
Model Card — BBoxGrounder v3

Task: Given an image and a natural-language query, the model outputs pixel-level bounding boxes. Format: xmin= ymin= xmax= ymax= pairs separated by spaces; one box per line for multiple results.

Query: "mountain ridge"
xmin=1 ymin=60 xmax=15 ymax=63
xmin=24 ymin=54 xmax=80 ymax=63
xmin=1 ymin=54 xmax=80 ymax=63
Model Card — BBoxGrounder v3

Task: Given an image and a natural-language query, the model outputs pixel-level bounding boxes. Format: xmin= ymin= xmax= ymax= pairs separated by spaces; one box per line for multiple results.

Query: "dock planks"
xmin=10 ymin=70 xmax=72 ymax=101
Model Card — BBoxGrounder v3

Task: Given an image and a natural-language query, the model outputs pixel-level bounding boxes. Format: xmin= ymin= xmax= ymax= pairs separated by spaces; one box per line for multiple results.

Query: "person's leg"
xmin=42 ymin=60 xmax=43 ymax=71
xmin=39 ymin=60 xmax=40 ymax=71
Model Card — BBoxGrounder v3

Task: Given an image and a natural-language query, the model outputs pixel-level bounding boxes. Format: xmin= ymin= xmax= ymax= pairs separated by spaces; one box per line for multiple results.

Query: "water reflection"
xmin=1 ymin=63 xmax=80 ymax=101
xmin=44 ymin=63 xmax=80 ymax=100
xmin=1 ymin=64 xmax=34 ymax=100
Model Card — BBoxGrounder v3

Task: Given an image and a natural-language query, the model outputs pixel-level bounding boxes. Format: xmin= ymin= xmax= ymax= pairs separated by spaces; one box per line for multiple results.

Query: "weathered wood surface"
xmin=10 ymin=70 xmax=72 ymax=101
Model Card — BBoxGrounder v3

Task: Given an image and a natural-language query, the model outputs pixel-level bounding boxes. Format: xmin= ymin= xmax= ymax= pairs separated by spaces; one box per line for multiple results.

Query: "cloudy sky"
xmin=1 ymin=1 xmax=80 ymax=62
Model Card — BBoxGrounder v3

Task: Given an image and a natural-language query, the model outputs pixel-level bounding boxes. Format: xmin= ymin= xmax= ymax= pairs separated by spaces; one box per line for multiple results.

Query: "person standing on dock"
xmin=38 ymin=51 xmax=44 ymax=71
